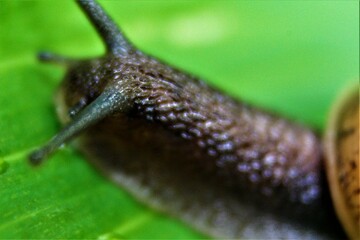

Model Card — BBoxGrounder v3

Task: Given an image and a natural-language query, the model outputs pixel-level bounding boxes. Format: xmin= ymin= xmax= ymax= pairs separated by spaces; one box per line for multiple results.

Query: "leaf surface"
xmin=0 ymin=1 xmax=358 ymax=238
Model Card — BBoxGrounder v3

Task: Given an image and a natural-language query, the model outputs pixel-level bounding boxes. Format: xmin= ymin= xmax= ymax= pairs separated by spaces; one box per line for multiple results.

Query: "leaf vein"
xmin=97 ymin=212 xmax=155 ymax=239
xmin=0 ymin=184 xmax=103 ymax=231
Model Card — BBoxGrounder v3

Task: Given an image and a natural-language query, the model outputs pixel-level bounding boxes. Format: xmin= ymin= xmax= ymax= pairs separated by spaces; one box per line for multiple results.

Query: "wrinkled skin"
xmin=55 ymin=53 xmax=344 ymax=239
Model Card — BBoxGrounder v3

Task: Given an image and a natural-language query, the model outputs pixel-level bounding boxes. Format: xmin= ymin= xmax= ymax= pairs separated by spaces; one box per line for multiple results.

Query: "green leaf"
xmin=0 ymin=0 xmax=358 ymax=239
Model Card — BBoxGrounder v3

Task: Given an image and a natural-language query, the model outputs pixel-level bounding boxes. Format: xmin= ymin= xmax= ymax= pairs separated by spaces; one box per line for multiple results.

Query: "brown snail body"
xmin=29 ymin=0 xmax=357 ymax=239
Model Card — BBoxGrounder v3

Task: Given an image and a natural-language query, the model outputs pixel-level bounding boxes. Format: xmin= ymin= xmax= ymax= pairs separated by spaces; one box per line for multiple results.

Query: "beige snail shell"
xmin=28 ymin=0 xmax=358 ymax=239
xmin=324 ymin=83 xmax=359 ymax=240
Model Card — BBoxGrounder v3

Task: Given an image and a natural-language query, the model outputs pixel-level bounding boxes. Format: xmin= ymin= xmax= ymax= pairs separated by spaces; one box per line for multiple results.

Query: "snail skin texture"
xmin=29 ymin=0 xmax=355 ymax=239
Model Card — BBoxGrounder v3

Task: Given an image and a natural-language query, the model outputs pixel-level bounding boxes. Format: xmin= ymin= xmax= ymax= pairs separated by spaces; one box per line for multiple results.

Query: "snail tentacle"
xmin=38 ymin=52 xmax=77 ymax=66
xmin=76 ymin=0 xmax=134 ymax=56
xmin=29 ymin=89 xmax=128 ymax=165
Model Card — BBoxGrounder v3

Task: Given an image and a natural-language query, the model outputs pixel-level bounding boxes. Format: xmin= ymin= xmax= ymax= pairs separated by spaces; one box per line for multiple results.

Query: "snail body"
xmin=30 ymin=0 xmax=357 ymax=239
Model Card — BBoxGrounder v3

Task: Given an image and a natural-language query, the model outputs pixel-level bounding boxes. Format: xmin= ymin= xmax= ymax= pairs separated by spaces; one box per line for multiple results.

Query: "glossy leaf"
xmin=0 ymin=1 xmax=358 ymax=238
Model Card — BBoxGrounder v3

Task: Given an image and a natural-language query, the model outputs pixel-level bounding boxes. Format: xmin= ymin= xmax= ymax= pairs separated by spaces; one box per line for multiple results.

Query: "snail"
xmin=28 ymin=0 xmax=359 ymax=239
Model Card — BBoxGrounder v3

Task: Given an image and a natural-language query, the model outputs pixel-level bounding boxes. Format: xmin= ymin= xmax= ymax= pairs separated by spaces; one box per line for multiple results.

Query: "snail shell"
xmin=324 ymin=84 xmax=359 ymax=240
xmin=29 ymin=0 xmax=350 ymax=239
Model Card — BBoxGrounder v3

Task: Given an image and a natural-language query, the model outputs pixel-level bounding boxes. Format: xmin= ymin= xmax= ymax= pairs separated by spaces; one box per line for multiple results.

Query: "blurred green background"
xmin=0 ymin=0 xmax=358 ymax=238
